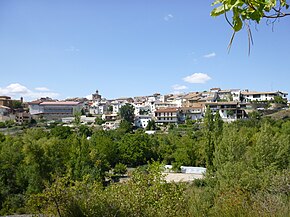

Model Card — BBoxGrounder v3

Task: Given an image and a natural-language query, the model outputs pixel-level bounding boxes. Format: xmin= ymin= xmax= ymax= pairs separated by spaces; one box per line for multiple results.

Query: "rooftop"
xmin=40 ymin=101 xmax=82 ymax=106
xmin=155 ymin=107 xmax=179 ymax=113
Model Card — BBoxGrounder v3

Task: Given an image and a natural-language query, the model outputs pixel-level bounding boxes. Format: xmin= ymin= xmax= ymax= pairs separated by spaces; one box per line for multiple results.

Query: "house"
xmin=89 ymin=101 xmax=108 ymax=115
xmin=0 ymin=105 xmax=11 ymax=117
xmin=205 ymin=102 xmax=247 ymax=121
xmin=166 ymin=94 xmax=185 ymax=107
xmin=102 ymin=120 xmax=121 ymax=130
xmin=133 ymin=104 xmax=151 ymax=116
xmin=28 ymin=101 xmax=83 ymax=120
xmin=134 ymin=115 xmax=152 ymax=129
xmin=154 ymin=102 xmax=178 ymax=111
xmin=241 ymin=90 xmax=288 ymax=102
xmin=0 ymin=96 xmax=13 ymax=108
xmin=0 ymin=105 xmax=14 ymax=122
xmin=80 ymin=116 xmax=96 ymax=124
xmin=154 ymin=107 xmax=180 ymax=124
xmin=230 ymin=89 xmax=241 ymax=101
xmin=179 ymin=103 xmax=204 ymax=121
xmin=147 ymin=93 xmax=165 ymax=103
xmin=15 ymin=111 xmax=31 ymax=124
xmin=182 ymin=92 xmax=201 ymax=107
xmin=110 ymin=98 xmax=133 ymax=114
xmin=102 ymin=113 xmax=118 ymax=121
xmin=210 ymin=87 xmax=221 ymax=93
xmin=217 ymin=89 xmax=232 ymax=101
xmin=198 ymin=91 xmax=217 ymax=103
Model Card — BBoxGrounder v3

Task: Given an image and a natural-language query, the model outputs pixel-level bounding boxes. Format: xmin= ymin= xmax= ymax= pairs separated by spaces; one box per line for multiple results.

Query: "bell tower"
xmin=92 ymin=90 xmax=102 ymax=101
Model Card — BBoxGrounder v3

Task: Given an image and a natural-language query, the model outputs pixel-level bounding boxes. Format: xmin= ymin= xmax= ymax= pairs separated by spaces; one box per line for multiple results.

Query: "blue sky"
xmin=0 ymin=0 xmax=289 ymax=101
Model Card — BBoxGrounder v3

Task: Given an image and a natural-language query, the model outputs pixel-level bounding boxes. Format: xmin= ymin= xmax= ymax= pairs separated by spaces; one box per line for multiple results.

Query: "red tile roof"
xmin=155 ymin=108 xmax=179 ymax=113
xmin=40 ymin=101 xmax=82 ymax=106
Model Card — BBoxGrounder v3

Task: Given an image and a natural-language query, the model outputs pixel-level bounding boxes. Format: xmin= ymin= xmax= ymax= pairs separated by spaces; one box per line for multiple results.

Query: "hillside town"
xmin=0 ymin=88 xmax=289 ymax=129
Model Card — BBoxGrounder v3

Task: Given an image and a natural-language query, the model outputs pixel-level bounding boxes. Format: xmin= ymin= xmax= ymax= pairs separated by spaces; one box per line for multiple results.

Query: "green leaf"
xmin=249 ymin=10 xmax=262 ymax=23
xmin=211 ymin=0 xmax=221 ymax=6
xmin=233 ymin=8 xmax=243 ymax=32
xmin=233 ymin=16 xmax=243 ymax=31
xmin=211 ymin=5 xmax=227 ymax=16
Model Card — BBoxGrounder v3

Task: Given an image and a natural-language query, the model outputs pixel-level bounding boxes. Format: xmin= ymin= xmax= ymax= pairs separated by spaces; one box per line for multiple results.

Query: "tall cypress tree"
xmin=203 ymin=106 xmax=214 ymax=170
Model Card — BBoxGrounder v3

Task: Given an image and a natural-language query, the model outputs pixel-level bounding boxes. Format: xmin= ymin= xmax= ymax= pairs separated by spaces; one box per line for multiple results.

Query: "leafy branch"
xmin=211 ymin=0 xmax=290 ymax=53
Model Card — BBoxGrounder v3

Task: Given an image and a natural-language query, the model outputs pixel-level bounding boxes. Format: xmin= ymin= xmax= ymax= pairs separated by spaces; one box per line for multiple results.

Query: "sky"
xmin=0 ymin=0 xmax=289 ymax=101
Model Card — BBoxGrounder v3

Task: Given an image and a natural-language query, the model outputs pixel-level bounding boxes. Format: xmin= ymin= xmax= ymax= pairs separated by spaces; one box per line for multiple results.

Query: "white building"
xmin=134 ymin=115 xmax=152 ymax=129
xmin=205 ymin=102 xmax=248 ymax=122
xmin=231 ymin=89 xmax=241 ymax=101
xmin=28 ymin=101 xmax=83 ymax=120
xmin=154 ymin=102 xmax=178 ymax=112
xmin=180 ymin=104 xmax=204 ymax=121
xmin=89 ymin=102 xmax=108 ymax=115
xmin=133 ymin=104 xmax=151 ymax=116
xmin=241 ymin=90 xmax=288 ymax=102
xmin=102 ymin=120 xmax=121 ymax=130
xmin=154 ymin=107 xmax=180 ymax=124
xmin=180 ymin=166 xmax=207 ymax=174
xmin=166 ymin=94 xmax=185 ymax=107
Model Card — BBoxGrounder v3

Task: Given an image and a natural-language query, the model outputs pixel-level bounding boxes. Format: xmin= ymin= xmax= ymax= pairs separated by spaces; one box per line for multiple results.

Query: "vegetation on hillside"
xmin=0 ymin=115 xmax=289 ymax=216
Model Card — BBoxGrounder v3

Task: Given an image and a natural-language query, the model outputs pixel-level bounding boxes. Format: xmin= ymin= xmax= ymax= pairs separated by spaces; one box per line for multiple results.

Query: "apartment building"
xmin=154 ymin=108 xmax=180 ymax=124
xmin=28 ymin=101 xmax=83 ymax=120
xmin=241 ymin=90 xmax=288 ymax=102
xmin=134 ymin=115 xmax=152 ymax=128
xmin=0 ymin=96 xmax=13 ymax=108
xmin=205 ymin=102 xmax=248 ymax=121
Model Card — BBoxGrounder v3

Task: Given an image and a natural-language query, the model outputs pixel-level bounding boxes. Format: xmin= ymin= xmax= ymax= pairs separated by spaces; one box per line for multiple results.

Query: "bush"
xmin=113 ymin=163 xmax=127 ymax=175
xmin=0 ymin=122 xmax=5 ymax=128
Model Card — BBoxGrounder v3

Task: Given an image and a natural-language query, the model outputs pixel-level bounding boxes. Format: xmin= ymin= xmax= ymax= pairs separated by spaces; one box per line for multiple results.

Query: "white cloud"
xmin=65 ymin=46 xmax=80 ymax=52
xmin=172 ymin=84 xmax=188 ymax=91
xmin=203 ymin=52 xmax=216 ymax=58
xmin=35 ymin=87 xmax=50 ymax=91
xmin=86 ymin=94 xmax=93 ymax=100
xmin=164 ymin=14 xmax=173 ymax=21
xmin=183 ymin=73 xmax=211 ymax=84
xmin=0 ymin=83 xmax=59 ymax=101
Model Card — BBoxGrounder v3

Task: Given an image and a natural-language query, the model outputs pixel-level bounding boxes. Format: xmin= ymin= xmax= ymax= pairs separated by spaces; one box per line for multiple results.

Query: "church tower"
xmin=92 ymin=90 xmax=102 ymax=101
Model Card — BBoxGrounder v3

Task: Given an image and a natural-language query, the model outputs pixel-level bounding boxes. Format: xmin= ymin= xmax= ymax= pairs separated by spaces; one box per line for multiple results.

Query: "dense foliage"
xmin=0 ymin=116 xmax=289 ymax=216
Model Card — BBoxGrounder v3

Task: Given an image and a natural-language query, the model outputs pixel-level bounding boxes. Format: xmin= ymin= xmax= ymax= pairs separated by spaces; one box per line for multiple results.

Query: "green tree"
xmin=50 ymin=126 xmax=72 ymax=139
xmin=74 ymin=111 xmax=81 ymax=126
xmin=273 ymin=95 xmax=287 ymax=104
xmin=78 ymin=125 xmax=92 ymax=137
xmin=172 ymin=134 xmax=200 ymax=169
xmin=118 ymin=120 xmax=133 ymax=133
xmin=202 ymin=107 xmax=214 ymax=170
xmin=95 ymin=117 xmax=105 ymax=125
xmin=119 ymin=103 xmax=135 ymax=123
xmin=118 ymin=131 xmax=158 ymax=167
xmin=146 ymin=120 xmax=157 ymax=130
xmin=11 ymin=100 xmax=23 ymax=109
xmin=248 ymin=110 xmax=261 ymax=120
xmin=214 ymin=111 xmax=223 ymax=137
xmin=113 ymin=163 xmax=127 ymax=175
xmin=107 ymin=105 xmax=113 ymax=113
